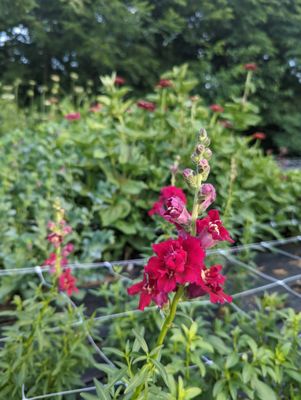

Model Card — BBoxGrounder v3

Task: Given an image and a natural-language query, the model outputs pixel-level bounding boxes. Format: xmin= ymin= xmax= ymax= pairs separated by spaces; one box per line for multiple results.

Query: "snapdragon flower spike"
xmin=44 ymin=253 xmax=68 ymax=267
xmin=137 ymin=100 xmax=156 ymax=112
xmin=187 ymin=265 xmax=232 ymax=304
xmin=59 ymin=268 xmax=78 ymax=296
xmin=64 ymin=112 xmax=80 ymax=121
xmin=148 ymin=186 xmax=187 ymax=217
xmin=127 ymin=273 xmax=168 ymax=311
xmin=196 ymin=209 xmax=234 ymax=249
xmin=145 ymin=236 xmax=205 ymax=293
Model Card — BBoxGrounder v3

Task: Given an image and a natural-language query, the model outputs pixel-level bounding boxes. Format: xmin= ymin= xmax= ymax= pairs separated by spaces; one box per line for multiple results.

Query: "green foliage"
xmin=0 ymin=285 xmax=95 ymax=399
xmin=0 ymin=65 xmax=300 ymax=301
xmin=81 ymin=284 xmax=301 ymax=400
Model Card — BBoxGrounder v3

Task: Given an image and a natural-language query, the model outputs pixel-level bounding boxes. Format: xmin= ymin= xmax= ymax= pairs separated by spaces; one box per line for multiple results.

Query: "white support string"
xmin=223 ymin=254 xmax=301 ymax=300
xmin=0 ymin=235 xmax=300 ymax=278
xmin=8 ymin=233 xmax=301 ymax=400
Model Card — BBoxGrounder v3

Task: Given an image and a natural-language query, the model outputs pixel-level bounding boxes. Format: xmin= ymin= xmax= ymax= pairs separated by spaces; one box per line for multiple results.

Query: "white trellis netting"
xmin=0 ymin=233 xmax=300 ymax=399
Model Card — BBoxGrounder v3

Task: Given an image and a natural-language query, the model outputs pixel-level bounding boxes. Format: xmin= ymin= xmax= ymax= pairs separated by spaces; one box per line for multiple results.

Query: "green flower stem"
xmin=156 ymin=285 xmax=185 ymax=348
xmin=191 ymin=173 xmax=202 ymax=236
xmin=242 ymin=71 xmax=253 ymax=104
xmin=133 ymin=287 xmax=185 ymax=399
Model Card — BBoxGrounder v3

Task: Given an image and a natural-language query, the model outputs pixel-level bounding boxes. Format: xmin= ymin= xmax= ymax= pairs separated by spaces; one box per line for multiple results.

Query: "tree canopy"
xmin=1 ymin=0 xmax=301 ymax=152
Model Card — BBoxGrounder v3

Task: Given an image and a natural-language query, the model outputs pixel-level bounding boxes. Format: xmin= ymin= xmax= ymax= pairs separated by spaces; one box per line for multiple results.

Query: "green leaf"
xmin=286 ymin=369 xmax=301 ymax=384
xmin=213 ymin=380 xmax=225 ymax=397
xmin=185 ymin=387 xmax=202 ymax=399
xmin=94 ymin=379 xmax=111 ymax=400
xmin=208 ymin=336 xmax=230 ymax=355
xmin=242 ymin=364 xmax=254 ymax=383
xmin=152 ymin=359 xmax=169 ymax=388
xmin=132 ymin=329 xmax=149 ymax=354
xmin=225 ymin=353 xmax=239 ymax=369
xmin=254 ymin=380 xmax=277 ymax=400
xmin=124 ymin=367 xmax=149 ymax=394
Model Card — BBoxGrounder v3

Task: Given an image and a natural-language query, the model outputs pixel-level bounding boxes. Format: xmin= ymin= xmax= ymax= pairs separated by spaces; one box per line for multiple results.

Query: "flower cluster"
xmin=64 ymin=112 xmax=81 ymax=121
xmin=43 ymin=202 xmax=78 ymax=296
xmin=137 ymin=100 xmax=156 ymax=112
xmin=128 ymin=129 xmax=233 ymax=310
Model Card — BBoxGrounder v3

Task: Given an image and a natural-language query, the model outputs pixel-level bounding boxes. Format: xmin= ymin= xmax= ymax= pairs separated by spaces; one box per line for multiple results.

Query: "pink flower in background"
xmin=252 ymin=132 xmax=266 ymax=140
xmin=47 ymin=232 xmax=63 ymax=248
xmin=89 ymin=103 xmax=102 ymax=113
xmin=137 ymin=100 xmax=156 ymax=112
xmin=59 ymin=268 xmax=78 ymax=296
xmin=114 ymin=76 xmax=125 ymax=85
xmin=62 ymin=243 xmax=74 ymax=257
xmin=156 ymin=79 xmax=173 ymax=88
xmin=196 ymin=209 xmax=234 ymax=249
xmin=64 ymin=112 xmax=80 ymax=121
xmin=244 ymin=63 xmax=257 ymax=71
xmin=210 ymin=104 xmax=224 ymax=113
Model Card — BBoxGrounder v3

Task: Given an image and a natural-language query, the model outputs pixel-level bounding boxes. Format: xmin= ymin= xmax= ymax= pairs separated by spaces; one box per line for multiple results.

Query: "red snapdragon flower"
xmin=59 ymin=268 xmax=78 ymax=296
xmin=64 ymin=112 xmax=80 ymax=121
xmin=145 ymin=236 xmax=205 ymax=292
xmin=114 ymin=76 xmax=125 ymax=85
xmin=252 ymin=132 xmax=266 ymax=140
xmin=149 ymin=186 xmax=187 ymax=217
xmin=43 ymin=252 xmax=68 ymax=270
xmin=210 ymin=104 xmax=224 ymax=113
xmin=47 ymin=233 xmax=63 ymax=248
xmin=137 ymin=100 xmax=156 ymax=112
xmin=156 ymin=79 xmax=173 ymax=88
xmin=62 ymin=243 xmax=74 ymax=257
xmin=127 ymin=273 xmax=168 ymax=311
xmin=89 ymin=103 xmax=102 ymax=113
xmin=244 ymin=63 xmax=257 ymax=71
xmin=219 ymin=120 xmax=233 ymax=129
xmin=196 ymin=209 xmax=234 ymax=249
xmin=187 ymin=265 xmax=232 ymax=304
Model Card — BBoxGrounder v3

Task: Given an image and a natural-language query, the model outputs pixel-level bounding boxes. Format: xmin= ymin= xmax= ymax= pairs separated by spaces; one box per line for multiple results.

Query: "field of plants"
xmin=2 ymin=0 xmax=301 ymax=394
xmin=0 ymin=58 xmax=300 ymax=400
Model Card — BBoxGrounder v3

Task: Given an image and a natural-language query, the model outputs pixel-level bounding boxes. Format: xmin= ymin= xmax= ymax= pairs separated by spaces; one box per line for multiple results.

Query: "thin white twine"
xmin=0 ymin=234 xmax=300 ymax=277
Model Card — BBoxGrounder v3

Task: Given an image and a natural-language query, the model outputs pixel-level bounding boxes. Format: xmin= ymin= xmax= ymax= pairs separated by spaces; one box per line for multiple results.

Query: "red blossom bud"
xmin=114 ymin=76 xmax=125 ymax=85
xmin=64 ymin=112 xmax=80 ymax=121
xmin=137 ymin=100 xmax=156 ymax=112
xmin=199 ymin=183 xmax=216 ymax=211
xmin=156 ymin=79 xmax=173 ymax=88
xmin=210 ymin=104 xmax=224 ymax=113
xmin=252 ymin=132 xmax=266 ymax=140
xmin=244 ymin=63 xmax=257 ymax=71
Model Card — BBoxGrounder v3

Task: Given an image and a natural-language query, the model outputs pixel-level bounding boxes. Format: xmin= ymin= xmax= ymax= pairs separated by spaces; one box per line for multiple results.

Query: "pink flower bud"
xmin=199 ymin=183 xmax=216 ymax=211
xmin=164 ymin=197 xmax=191 ymax=226
xmin=183 ymin=168 xmax=194 ymax=179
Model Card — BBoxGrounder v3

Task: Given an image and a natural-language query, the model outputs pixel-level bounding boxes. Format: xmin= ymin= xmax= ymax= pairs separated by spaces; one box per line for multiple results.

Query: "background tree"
xmin=1 ymin=0 xmax=301 ymax=153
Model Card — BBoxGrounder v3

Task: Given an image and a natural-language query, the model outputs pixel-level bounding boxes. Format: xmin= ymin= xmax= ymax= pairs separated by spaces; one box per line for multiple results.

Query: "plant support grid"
xmin=0 ymin=235 xmax=298 ymax=399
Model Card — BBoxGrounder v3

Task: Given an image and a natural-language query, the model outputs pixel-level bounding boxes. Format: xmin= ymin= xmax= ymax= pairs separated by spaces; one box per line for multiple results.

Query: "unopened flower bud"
xmin=183 ymin=168 xmax=198 ymax=188
xmin=198 ymin=183 xmax=216 ymax=211
xmin=204 ymin=148 xmax=212 ymax=160
xmin=196 ymin=144 xmax=206 ymax=155
xmin=198 ymin=128 xmax=208 ymax=142
xmin=198 ymin=159 xmax=210 ymax=180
